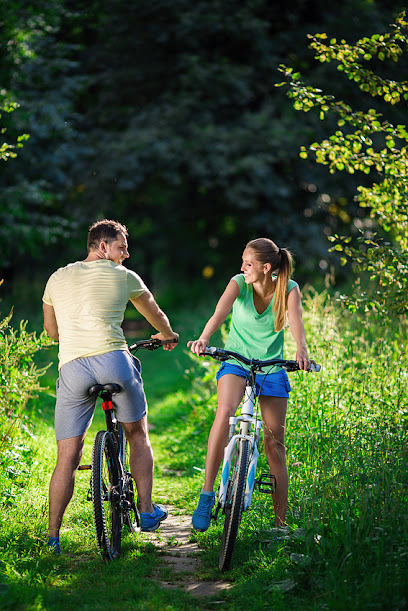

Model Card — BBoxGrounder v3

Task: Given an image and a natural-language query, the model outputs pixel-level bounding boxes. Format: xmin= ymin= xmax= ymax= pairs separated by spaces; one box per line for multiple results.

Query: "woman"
xmin=188 ymin=238 xmax=309 ymax=531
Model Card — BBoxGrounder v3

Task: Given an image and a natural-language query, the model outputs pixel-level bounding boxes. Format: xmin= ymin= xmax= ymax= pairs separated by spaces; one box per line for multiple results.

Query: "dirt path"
xmin=142 ymin=506 xmax=232 ymax=599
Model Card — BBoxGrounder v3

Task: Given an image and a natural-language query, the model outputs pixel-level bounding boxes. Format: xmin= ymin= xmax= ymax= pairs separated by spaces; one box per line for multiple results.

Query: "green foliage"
xmin=0 ymin=0 xmax=83 ymax=270
xmin=278 ymin=12 xmax=408 ymax=316
xmin=7 ymin=0 xmax=393 ymax=285
xmin=328 ymin=233 xmax=408 ymax=315
xmin=0 ymin=299 xmax=52 ymax=458
xmin=0 ymin=102 xmax=29 ymax=161
xmin=0 ymin=302 xmax=53 ymax=518
xmin=0 ymin=0 xmax=403 ymax=287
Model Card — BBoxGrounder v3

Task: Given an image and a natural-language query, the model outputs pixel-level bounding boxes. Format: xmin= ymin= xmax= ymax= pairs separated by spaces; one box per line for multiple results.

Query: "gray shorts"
xmin=55 ymin=350 xmax=147 ymax=441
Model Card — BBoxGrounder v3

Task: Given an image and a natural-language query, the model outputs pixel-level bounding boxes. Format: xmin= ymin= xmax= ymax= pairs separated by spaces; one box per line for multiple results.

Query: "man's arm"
xmin=43 ymin=303 xmax=59 ymax=340
xmin=131 ymin=290 xmax=178 ymax=350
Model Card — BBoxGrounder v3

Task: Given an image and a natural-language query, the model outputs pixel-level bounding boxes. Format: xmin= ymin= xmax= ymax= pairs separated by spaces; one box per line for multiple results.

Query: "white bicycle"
xmin=201 ymin=346 xmax=320 ymax=571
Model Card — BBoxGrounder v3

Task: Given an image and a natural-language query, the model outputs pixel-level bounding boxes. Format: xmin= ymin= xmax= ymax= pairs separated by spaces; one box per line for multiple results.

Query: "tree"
xmin=278 ymin=11 xmax=408 ymax=316
xmin=0 ymin=1 xmax=84 ymax=275
xmin=65 ymin=0 xmax=400 ymax=287
xmin=0 ymin=0 xmax=401 ymax=290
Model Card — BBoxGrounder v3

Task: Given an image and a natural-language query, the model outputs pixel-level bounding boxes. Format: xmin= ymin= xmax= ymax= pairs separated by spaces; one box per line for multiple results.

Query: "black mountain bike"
xmin=78 ymin=338 xmax=176 ymax=560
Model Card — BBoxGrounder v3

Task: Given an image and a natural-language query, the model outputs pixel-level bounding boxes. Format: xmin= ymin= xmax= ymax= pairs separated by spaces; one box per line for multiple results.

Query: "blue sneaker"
xmin=192 ymin=491 xmax=215 ymax=532
xmin=140 ymin=503 xmax=168 ymax=532
xmin=47 ymin=537 xmax=61 ymax=555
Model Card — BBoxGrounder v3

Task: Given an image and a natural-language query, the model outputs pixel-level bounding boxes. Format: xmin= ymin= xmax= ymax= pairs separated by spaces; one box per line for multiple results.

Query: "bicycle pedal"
xmin=257 ymin=472 xmax=276 ymax=493
xmin=78 ymin=464 xmax=92 ymax=470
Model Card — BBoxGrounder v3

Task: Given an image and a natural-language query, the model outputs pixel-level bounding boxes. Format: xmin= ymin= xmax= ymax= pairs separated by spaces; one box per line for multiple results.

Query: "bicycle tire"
xmin=117 ymin=425 xmax=140 ymax=532
xmin=92 ymin=430 xmax=122 ymax=560
xmin=219 ymin=438 xmax=250 ymax=572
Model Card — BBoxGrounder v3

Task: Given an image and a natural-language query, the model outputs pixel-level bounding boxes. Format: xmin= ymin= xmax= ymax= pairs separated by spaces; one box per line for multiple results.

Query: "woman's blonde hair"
xmin=246 ymin=237 xmax=293 ymax=332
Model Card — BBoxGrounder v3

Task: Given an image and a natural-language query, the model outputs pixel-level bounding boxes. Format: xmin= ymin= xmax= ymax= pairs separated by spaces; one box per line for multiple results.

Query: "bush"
xmin=0 ymin=301 xmax=53 ymax=504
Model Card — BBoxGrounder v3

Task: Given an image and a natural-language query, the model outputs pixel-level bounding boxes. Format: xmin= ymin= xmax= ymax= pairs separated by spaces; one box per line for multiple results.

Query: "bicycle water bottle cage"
xmin=257 ymin=472 xmax=277 ymax=494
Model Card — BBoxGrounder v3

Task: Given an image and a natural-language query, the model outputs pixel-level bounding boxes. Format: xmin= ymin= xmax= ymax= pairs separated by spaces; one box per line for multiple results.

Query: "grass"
xmin=0 ymin=291 xmax=407 ymax=609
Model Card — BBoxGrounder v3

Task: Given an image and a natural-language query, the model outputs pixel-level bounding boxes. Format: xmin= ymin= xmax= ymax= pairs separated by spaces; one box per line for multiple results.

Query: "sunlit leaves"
xmin=0 ymin=102 xmax=29 ymax=161
xmin=277 ymin=11 xmax=408 ymax=317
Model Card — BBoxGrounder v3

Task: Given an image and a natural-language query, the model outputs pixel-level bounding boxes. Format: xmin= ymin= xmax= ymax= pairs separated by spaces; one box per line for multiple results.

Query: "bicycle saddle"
xmin=88 ymin=383 xmax=122 ymax=395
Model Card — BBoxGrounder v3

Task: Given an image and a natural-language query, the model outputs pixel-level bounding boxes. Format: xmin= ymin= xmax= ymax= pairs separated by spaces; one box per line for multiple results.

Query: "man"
xmin=42 ymin=219 xmax=178 ymax=553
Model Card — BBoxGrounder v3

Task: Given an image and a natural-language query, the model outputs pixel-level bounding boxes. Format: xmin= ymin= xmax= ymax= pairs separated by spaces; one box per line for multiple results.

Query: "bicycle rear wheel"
xmin=92 ymin=430 xmax=122 ymax=560
xmin=219 ymin=438 xmax=250 ymax=572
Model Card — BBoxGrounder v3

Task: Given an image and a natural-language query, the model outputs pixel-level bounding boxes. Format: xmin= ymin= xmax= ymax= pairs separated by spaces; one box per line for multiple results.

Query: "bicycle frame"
xmin=100 ymin=389 xmax=126 ymax=478
xmin=218 ymin=370 xmax=263 ymax=512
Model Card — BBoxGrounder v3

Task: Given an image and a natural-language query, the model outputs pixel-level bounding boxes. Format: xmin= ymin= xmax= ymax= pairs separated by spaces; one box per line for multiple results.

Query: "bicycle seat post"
xmin=100 ymin=390 xmax=116 ymax=432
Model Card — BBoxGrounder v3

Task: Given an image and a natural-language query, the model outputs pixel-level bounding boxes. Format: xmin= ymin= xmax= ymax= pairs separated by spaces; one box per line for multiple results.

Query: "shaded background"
xmin=1 ymin=0 xmax=406 ymax=316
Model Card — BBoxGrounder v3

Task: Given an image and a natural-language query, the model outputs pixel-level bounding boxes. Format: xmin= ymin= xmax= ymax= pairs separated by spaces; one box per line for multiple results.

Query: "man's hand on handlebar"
xmin=151 ymin=332 xmax=179 ymax=351
xmin=187 ymin=338 xmax=209 ymax=357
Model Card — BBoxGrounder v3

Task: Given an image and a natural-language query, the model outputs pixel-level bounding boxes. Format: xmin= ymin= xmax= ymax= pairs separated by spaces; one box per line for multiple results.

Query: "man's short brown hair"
xmin=87 ymin=219 xmax=129 ymax=252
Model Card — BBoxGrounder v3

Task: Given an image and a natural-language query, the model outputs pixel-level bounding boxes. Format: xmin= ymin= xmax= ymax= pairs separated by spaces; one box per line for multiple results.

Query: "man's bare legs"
xmin=260 ymin=396 xmax=288 ymax=527
xmin=202 ymin=374 xmax=246 ymax=492
xmin=48 ymin=434 xmax=85 ymax=538
xmin=121 ymin=416 xmax=154 ymax=514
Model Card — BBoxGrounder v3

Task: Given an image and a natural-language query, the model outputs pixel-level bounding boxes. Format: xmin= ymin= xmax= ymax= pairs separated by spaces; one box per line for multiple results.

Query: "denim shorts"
xmin=55 ymin=350 xmax=147 ymax=441
xmin=216 ymin=362 xmax=291 ymax=398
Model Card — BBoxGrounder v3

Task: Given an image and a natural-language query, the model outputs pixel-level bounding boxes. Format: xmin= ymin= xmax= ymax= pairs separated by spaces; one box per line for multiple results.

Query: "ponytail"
xmin=245 ymin=238 xmax=293 ymax=332
xmin=273 ymin=248 xmax=293 ymax=332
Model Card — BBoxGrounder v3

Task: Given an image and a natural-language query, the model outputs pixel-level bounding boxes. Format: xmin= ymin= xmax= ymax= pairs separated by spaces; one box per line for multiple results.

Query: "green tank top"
xmin=224 ymin=273 xmax=298 ymax=373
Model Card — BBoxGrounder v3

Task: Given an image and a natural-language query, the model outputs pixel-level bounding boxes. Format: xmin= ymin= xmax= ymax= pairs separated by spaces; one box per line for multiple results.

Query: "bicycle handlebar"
xmin=200 ymin=346 xmax=321 ymax=373
xmin=128 ymin=337 xmax=179 ymax=353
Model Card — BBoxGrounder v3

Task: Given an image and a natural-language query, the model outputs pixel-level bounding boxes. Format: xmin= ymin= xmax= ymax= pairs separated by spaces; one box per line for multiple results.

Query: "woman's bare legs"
xmin=202 ymin=374 xmax=246 ymax=492
xmin=259 ymin=396 xmax=288 ymax=526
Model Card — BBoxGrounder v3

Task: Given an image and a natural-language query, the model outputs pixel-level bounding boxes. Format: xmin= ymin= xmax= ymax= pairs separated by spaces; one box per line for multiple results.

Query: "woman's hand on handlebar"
xmin=296 ymin=346 xmax=310 ymax=371
xmin=151 ymin=332 xmax=179 ymax=351
xmin=187 ymin=338 xmax=209 ymax=356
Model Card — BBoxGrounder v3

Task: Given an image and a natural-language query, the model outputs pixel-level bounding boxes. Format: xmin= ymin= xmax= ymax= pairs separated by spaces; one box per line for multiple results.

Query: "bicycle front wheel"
xmin=219 ymin=438 xmax=250 ymax=572
xmin=92 ymin=430 xmax=122 ymax=560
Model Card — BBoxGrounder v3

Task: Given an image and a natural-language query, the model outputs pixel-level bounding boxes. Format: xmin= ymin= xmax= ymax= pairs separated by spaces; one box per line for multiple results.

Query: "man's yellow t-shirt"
xmin=42 ymin=259 xmax=146 ymax=369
